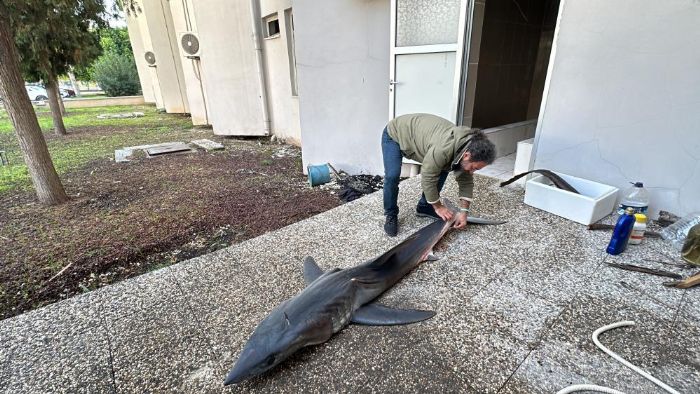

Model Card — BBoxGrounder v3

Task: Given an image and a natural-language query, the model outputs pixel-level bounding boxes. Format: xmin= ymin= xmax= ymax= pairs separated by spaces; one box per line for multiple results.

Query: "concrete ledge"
xmin=1 ymin=175 xmax=696 ymax=393
xmin=63 ymin=96 xmax=148 ymax=108
xmin=484 ymin=119 xmax=538 ymax=158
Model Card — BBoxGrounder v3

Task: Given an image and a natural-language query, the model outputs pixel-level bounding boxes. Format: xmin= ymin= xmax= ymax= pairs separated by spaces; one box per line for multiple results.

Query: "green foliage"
xmin=0 ymin=105 xmax=193 ymax=192
xmin=74 ymin=27 xmax=134 ymax=82
xmin=100 ymin=27 xmax=133 ymax=57
xmin=8 ymin=1 xmax=107 ymax=83
xmin=92 ymin=53 xmax=140 ymax=96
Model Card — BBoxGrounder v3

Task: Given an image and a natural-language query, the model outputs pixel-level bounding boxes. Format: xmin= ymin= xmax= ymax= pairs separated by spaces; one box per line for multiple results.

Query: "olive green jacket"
xmin=387 ymin=113 xmax=476 ymax=203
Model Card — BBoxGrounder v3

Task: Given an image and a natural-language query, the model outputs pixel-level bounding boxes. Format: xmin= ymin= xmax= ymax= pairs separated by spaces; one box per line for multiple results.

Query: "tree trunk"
xmin=67 ymin=70 xmax=81 ymax=97
xmin=45 ymin=75 xmax=67 ymax=135
xmin=0 ymin=18 xmax=68 ymax=205
xmin=58 ymin=92 xmax=66 ymax=115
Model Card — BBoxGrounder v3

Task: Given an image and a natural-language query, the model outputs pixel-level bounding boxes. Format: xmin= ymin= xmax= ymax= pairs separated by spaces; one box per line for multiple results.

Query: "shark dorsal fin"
xmin=302 ymin=256 xmax=324 ymax=285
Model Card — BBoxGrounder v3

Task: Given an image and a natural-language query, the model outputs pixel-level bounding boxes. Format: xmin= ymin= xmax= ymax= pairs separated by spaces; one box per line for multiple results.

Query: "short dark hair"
xmin=466 ymin=129 xmax=496 ymax=164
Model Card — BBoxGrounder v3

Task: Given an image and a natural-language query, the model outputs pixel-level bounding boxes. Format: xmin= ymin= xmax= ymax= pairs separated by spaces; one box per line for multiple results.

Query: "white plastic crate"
xmin=512 ymin=138 xmax=534 ymax=185
xmin=400 ymin=158 xmax=421 ymax=178
xmin=524 ymin=172 xmax=619 ymax=225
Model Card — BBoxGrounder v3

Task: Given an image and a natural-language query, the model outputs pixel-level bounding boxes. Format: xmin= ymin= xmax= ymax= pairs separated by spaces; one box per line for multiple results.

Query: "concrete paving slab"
xmin=108 ymin=294 xmax=219 ymax=393
xmin=500 ymin=339 xmax=657 ymax=394
xmin=679 ymin=292 xmax=700 ymax=322
xmin=0 ymin=295 xmax=113 ymax=393
xmin=1 ymin=174 xmax=697 ymax=393
xmin=470 ymin=279 xmax=563 ymax=346
xmin=90 ymin=266 xmax=183 ymax=323
xmin=146 ymin=142 xmax=193 ymax=156
xmin=428 ymin=299 xmax=531 ymax=393
xmin=191 ymin=139 xmax=225 ymax=151
xmin=502 ymin=291 xmax=699 ymax=393
xmin=590 ymin=264 xmax=687 ymax=323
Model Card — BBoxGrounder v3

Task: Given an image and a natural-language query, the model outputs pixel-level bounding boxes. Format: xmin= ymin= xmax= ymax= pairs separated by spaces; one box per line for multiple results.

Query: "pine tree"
xmin=0 ymin=16 xmax=67 ymax=205
xmin=12 ymin=1 xmax=107 ymax=135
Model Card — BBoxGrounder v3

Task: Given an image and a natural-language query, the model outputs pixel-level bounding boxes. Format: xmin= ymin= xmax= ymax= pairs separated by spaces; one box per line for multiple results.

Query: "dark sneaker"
xmin=416 ymin=204 xmax=441 ymax=220
xmin=384 ymin=215 xmax=398 ymax=237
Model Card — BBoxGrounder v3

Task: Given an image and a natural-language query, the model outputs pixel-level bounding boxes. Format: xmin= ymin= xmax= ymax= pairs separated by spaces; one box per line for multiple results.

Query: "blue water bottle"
xmin=606 ymin=207 xmax=636 ymax=255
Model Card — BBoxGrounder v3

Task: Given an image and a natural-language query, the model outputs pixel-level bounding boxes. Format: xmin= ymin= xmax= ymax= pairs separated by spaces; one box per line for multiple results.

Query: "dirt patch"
xmin=0 ymin=139 xmax=342 ymax=319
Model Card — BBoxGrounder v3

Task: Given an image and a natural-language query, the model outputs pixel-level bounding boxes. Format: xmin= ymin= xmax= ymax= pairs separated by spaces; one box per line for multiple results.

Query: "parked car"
xmin=25 ymin=85 xmax=48 ymax=101
xmin=60 ymin=88 xmax=76 ymax=98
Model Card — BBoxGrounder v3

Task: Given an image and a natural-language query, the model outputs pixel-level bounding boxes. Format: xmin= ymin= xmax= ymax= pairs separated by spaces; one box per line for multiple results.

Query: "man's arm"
xmin=421 ymin=148 xmax=454 ymax=221
xmin=421 ymin=147 xmax=449 ymax=204
xmin=455 ymin=171 xmax=474 ymax=201
xmin=452 ymin=172 xmax=474 ymax=228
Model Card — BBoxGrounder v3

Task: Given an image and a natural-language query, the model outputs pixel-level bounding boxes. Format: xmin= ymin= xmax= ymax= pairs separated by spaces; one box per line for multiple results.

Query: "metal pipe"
xmin=249 ymin=0 xmax=272 ymax=135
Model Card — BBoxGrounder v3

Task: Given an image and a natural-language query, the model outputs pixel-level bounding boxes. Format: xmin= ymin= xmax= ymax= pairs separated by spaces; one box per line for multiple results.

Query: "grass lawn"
xmin=0 ymin=104 xmax=341 ymax=320
xmin=0 ymin=104 xmax=192 ymax=192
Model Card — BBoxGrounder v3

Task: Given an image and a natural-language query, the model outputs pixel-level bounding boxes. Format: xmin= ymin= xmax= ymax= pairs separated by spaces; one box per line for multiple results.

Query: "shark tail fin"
xmin=444 ymin=197 xmax=507 ymax=225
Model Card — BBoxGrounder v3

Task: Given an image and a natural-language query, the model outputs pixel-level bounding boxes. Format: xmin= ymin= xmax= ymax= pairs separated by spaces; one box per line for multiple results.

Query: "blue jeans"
xmin=382 ymin=127 xmax=448 ymax=216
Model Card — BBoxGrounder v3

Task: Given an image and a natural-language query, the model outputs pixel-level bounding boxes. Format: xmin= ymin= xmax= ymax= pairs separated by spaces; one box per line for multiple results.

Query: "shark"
xmin=224 ymin=202 xmax=505 ymax=385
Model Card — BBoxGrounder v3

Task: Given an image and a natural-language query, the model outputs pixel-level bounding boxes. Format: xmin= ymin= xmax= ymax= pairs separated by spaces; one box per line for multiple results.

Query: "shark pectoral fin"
xmin=423 ymin=251 xmax=439 ymax=262
xmin=303 ymin=256 xmax=324 ymax=285
xmin=350 ymin=303 xmax=436 ymax=326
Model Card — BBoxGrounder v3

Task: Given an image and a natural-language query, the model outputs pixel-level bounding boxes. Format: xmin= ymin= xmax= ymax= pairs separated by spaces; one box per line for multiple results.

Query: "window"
xmin=264 ymin=14 xmax=280 ymax=38
xmin=284 ymin=9 xmax=299 ymax=96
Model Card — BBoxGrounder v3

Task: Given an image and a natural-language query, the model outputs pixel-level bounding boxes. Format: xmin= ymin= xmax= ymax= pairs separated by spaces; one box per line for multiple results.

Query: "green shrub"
xmin=92 ymin=53 xmax=141 ymax=97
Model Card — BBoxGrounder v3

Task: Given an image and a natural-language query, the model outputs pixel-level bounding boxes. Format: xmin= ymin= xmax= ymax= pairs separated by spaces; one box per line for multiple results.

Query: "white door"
xmin=389 ymin=0 xmax=471 ymax=123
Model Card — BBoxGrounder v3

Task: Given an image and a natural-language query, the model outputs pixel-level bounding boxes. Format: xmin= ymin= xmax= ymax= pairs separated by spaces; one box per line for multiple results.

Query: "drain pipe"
xmin=249 ymin=0 xmax=272 ymax=135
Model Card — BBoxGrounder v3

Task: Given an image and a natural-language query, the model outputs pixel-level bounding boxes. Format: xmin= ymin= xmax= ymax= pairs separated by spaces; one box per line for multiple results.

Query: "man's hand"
xmin=433 ymin=204 xmax=454 ymax=221
xmin=453 ymin=212 xmax=468 ymax=229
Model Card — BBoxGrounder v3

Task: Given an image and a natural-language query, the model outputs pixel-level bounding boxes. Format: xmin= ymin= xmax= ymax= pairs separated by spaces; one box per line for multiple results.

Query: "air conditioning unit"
xmin=178 ymin=32 xmax=201 ymax=59
xmin=144 ymin=51 xmax=157 ymax=67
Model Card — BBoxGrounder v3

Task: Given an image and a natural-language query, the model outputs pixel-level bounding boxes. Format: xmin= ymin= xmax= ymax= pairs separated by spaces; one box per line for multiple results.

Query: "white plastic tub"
xmin=524 ymin=172 xmax=619 ymax=225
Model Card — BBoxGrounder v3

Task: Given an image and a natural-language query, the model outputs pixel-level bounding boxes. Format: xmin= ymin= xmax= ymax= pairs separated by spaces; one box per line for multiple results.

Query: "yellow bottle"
xmin=629 ymin=213 xmax=647 ymax=245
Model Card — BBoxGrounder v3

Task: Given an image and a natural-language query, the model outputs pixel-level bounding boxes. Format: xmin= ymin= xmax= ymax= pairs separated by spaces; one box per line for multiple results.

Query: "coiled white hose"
xmin=556 ymin=320 xmax=680 ymax=394
xmin=591 ymin=321 xmax=679 ymax=394
xmin=555 ymin=384 xmax=625 ymax=394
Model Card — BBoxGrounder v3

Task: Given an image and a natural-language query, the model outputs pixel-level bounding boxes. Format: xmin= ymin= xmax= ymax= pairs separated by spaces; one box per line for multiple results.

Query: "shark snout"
xmin=224 ymin=360 xmax=251 ymax=386
xmin=224 ymin=349 xmax=258 ymax=385
xmin=223 ymin=368 xmax=246 ymax=386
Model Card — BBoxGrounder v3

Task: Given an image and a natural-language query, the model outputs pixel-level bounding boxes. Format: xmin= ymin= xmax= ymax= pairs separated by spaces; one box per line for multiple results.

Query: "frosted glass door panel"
xmin=396 ymin=0 xmax=461 ymax=46
xmin=394 ymin=52 xmax=456 ymax=120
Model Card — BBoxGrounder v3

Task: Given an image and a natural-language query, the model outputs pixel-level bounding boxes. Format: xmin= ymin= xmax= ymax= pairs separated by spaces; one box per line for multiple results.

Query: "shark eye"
xmin=264 ymin=355 xmax=276 ymax=367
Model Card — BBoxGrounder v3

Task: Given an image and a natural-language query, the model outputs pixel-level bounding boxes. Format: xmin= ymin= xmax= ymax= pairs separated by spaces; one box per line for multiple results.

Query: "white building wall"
xmin=167 ymin=0 xmax=210 ymax=125
xmin=125 ymin=13 xmax=155 ymax=103
xmin=533 ymin=0 xmax=700 ymax=217
xmin=190 ymin=0 xmax=267 ymax=135
xmin=140 ymin=0 xmax=189 ymax=114
xmin=131 ymin=4 xmax=165 ymax=109
xmin=260 ymin=0 xmax=301 ymax=145
xmin=294 ymin=0 xmax=390 ymax=174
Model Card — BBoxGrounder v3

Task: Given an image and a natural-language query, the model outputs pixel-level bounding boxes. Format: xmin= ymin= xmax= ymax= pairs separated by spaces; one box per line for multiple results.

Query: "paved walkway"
xmin=1 ymin=175 xmax=697 ymax=393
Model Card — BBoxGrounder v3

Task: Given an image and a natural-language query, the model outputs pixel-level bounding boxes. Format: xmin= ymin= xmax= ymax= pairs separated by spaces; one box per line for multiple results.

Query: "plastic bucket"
xmin=307 ymin=164 xmax=331 ymax=186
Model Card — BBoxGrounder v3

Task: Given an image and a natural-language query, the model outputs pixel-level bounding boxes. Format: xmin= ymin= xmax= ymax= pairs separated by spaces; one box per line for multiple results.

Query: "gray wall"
xmin=125 ymin=13 xmax=155 ymax=103
xmin=261 ymin=0 xmax=302 ymax=145
xmin=139 ymin=0 xmax=190 ymax=114
xmin=191 ymin=0 xmax=267 ymax=135
xmin=168 ymin=0 xmax=210 ymax=125
xmin=534 ymin=0 xmax=700 ymax=217
xmin=294 ymin=0 xmax=390 ymax=175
